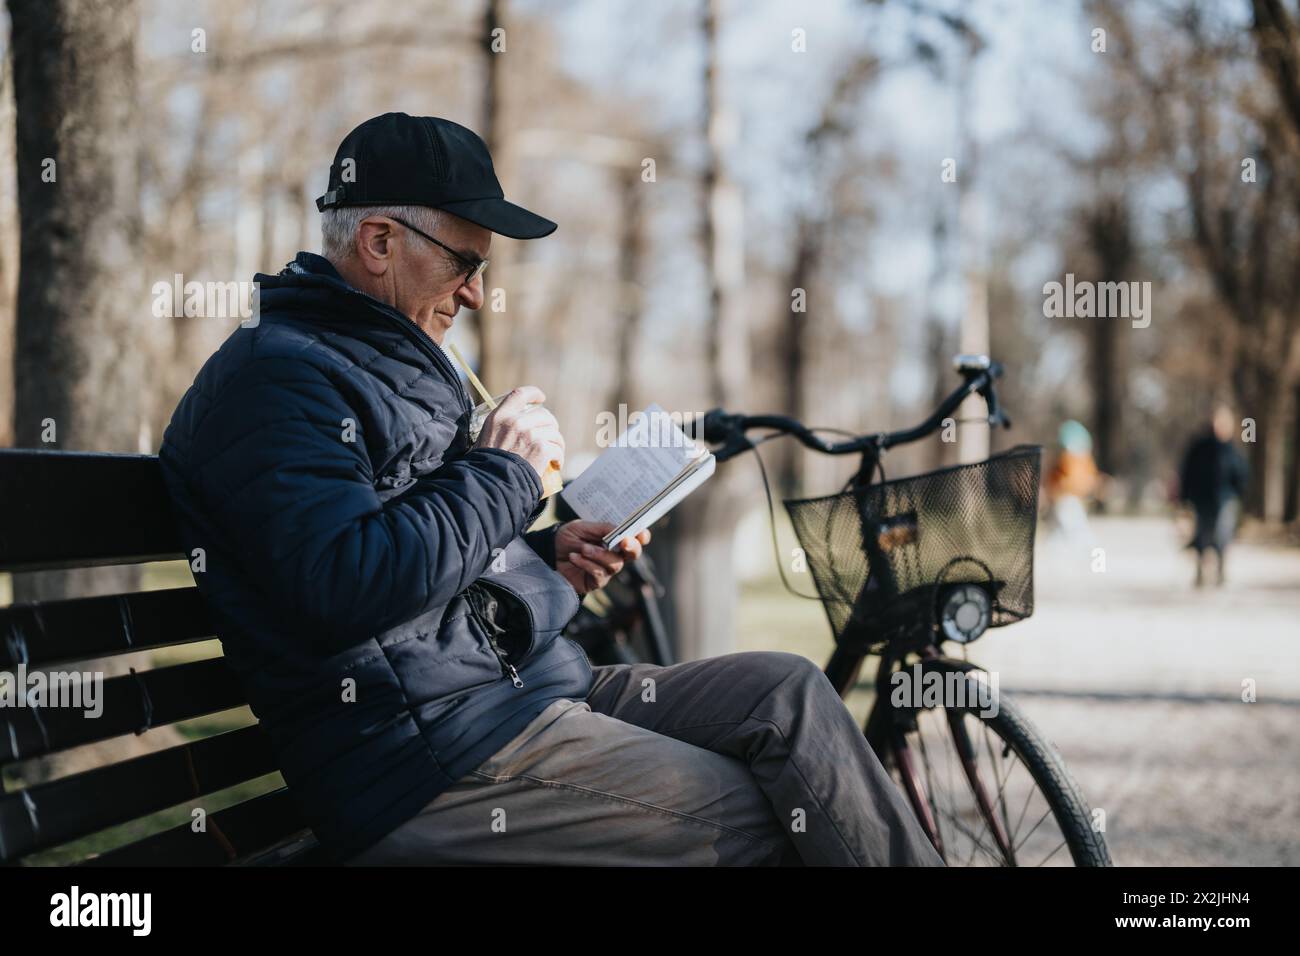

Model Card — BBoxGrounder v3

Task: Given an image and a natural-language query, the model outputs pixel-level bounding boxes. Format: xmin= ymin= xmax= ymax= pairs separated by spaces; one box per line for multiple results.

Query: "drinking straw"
xmin=447 ymin=342 xmax=496 ymax=409
xmin=447 ymin=340 xmax=561 ymax=496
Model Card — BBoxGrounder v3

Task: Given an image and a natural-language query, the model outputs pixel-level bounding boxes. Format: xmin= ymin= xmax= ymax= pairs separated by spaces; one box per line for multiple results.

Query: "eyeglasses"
xmin=385 ymin=215 xmax=489 ymax=287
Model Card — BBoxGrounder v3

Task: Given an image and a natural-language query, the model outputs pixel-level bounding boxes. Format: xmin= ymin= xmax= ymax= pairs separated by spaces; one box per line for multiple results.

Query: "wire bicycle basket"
xmin=784 ymin=445 xmax=1042 ymax=653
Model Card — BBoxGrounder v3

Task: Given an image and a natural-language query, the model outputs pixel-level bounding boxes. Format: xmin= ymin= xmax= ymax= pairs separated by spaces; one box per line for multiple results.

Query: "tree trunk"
xmin=1082 ymin=195 xmax=1133 ymax=503
xmin=7 ymin=0 xmax=181 ymax=782
xmin=9 ymin=0 xmax=146 ymax=454
xmin=477 ymin=0 xmax=507 ymax=386
xmin=1087 ymin=311 xmax=1123 ymax=479
xmin=776 ymin=219 xmax=816 ymax=498
xmin=654 ymin=0 xmax=748 ymax=662
xmin=606 ymin=168 xmax=645 ymax=414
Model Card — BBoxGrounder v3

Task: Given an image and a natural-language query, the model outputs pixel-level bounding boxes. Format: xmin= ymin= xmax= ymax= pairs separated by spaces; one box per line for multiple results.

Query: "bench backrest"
xmin=0 ymin=449 xmax=318 ymax=865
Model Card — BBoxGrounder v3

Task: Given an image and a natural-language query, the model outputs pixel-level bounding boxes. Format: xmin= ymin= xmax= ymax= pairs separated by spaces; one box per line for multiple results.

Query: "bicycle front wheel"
xmin=873 ymin=657 xmax=1112 ymax=867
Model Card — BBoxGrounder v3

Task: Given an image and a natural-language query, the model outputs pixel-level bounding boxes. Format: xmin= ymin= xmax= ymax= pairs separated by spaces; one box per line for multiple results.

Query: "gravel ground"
xmin=737 ymin=514 xmax=1300 ymax=866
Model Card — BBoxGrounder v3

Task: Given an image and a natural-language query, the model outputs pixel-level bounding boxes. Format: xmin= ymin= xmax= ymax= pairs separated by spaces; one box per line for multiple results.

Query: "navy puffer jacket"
xmin=159 ymin=252 xmax=591 ymax=860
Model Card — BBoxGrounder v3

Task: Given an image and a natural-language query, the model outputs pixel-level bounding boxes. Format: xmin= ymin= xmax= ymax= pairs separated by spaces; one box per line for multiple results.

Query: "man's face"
xmin=362 ymin=212 xmax=492 ymax=344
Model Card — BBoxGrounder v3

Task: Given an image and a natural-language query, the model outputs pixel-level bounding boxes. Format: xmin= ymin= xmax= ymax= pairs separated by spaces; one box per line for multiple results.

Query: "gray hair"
xmin=320 ymin=204 xmax=446 ymax=264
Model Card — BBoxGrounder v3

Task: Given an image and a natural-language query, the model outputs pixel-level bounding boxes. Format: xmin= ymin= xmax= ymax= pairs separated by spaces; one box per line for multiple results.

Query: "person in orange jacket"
xmin=1046 ymin=420 xmax=1102 ymax=545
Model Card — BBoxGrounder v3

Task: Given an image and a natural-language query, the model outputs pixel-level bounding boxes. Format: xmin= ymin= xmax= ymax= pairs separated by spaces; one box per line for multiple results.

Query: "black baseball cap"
xmin=315 ymin=112 xmax=556 ymax=240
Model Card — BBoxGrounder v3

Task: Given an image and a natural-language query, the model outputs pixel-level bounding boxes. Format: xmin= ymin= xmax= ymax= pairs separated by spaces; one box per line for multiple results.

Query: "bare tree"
xmin=1097 ymin=0 xmax=1300 ymax=520
xmin=1081 ymin=193 xmax=1134 ymax=486
xmin=653 ymin=0 xmax=750 ymax=661
xmin=477 ymin=0 xmax=508 ymax=385
xmin=1250 ymin=0 xmax=1300 ymax=520
xmin=775 ymin=53 xmax=879 ymax=497
xmin=9 ymin=0 xmax=147 ymax=461
xmin=6 ymin=0 xmax=184 ymax=779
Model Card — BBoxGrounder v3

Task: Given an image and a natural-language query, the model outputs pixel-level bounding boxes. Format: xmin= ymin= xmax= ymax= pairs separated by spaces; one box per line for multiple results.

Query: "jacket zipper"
xmin=467 ymin=586 xmax=525 ymax=688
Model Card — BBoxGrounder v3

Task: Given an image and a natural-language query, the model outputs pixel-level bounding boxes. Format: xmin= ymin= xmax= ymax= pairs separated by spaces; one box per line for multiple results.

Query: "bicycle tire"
xmin=879 ymin=656 xmax=1112 ymax=867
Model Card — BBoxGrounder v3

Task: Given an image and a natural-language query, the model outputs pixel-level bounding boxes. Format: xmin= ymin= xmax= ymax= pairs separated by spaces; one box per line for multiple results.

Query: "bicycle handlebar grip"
xmin=696 ymin=408 xmax=728 ymax=442
xmin=700 ymin=407 xmax=733 ymax=443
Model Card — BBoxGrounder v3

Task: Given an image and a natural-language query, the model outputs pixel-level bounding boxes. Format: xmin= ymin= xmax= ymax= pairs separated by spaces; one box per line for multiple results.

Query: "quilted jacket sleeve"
xmin=185 ymin=354 xmax=543 ymax=646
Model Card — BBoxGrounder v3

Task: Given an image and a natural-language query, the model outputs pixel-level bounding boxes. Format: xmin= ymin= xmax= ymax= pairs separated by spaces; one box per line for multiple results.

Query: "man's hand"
xmin=555 ymin=521 xmax=652 ymax=595
xmin=474 ymin=386 xmax=565 ymax=488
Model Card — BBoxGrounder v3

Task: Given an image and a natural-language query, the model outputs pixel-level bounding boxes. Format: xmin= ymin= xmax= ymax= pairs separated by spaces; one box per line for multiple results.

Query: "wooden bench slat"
xmin=79 ymin=789 xmax=314 ymax=867
xmin=0 ymin=587 xmax=214 ymax=670
xmin=0 ymin=449 xmax=182 ymax=572
xmin=0 ymin=657 xmax=247 ymax=765
xmin=0 ymin=449 xmax=321 ymax=865
xmin=0 ymin=725 xmax=278 ymax=862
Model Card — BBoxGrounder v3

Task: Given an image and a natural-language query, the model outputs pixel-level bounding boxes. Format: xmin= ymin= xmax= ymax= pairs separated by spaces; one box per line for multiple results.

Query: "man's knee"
xmin=735 ymin=650 xmax=827 ymax=689
xmin=723 ymin=652 xmax=838 ymax=717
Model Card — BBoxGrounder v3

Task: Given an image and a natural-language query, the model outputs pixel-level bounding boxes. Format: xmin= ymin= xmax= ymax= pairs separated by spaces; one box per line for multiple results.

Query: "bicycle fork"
xmin=845 ymin=644 xmax=1015 ymax=865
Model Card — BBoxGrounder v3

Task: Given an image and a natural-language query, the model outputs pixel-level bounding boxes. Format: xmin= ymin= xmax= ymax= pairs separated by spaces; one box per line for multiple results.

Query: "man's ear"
xmin=355 ymin=217 xmax=396 ymax=277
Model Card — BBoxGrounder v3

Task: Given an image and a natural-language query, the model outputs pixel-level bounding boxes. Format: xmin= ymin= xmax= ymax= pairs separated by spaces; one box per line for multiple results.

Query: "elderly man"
xmin=161 ymin=112 xmax=942 ymax=866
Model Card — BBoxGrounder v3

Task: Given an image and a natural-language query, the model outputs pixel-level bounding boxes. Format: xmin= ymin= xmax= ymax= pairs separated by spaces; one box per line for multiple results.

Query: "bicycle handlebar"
xmin=701 ymin=357 xmax=1011 ymax=463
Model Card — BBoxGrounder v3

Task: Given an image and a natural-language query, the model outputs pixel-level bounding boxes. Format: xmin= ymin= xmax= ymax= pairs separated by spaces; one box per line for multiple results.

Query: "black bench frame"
xmin=0 ymin=449 xmax=323 ymax=866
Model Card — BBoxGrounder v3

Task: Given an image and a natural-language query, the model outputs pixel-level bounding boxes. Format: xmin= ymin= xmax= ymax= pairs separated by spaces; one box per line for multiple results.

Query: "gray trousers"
xmin=346 ymin=651 xmax=945 ymax=866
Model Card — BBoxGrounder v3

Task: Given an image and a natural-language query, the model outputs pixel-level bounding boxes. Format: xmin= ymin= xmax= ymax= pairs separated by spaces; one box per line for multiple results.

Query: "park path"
xmin=971 ymin=515 xmax=1300 ymax=865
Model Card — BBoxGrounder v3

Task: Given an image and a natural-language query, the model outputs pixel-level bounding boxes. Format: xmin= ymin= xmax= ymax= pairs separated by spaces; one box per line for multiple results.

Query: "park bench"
xmin=0 ymin=448 xmax=324 ymax=866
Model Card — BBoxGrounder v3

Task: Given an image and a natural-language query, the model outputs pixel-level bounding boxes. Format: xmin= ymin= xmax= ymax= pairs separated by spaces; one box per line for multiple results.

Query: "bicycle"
xmin=562 ymin=355 xmax=1113 ymax=867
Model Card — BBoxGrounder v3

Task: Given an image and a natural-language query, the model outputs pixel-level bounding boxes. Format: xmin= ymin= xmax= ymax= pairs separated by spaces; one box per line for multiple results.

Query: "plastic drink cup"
xmin=469 ymin=393 xmax=564 ymax=498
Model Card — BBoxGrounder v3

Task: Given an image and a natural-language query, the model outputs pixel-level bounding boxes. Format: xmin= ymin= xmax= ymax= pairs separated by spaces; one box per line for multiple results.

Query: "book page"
xmin=561 ymin=405 xmax=705 ymax=527
xmin=601 ymin=453 xmax=715 ymax=548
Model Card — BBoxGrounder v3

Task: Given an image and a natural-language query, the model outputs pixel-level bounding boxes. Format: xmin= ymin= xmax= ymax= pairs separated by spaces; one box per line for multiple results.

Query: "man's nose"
xmin=456 ymin=273 xmax=485 ymax=311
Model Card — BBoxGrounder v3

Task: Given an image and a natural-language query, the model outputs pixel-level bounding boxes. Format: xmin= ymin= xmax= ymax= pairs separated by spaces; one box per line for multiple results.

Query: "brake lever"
xmin=977 ymin=377 xmax=1012 ymax=430
xmin=714 ymin=430 xmax=755 ymax=463
xmin=700 ymin=409 xmax=753 ymax=463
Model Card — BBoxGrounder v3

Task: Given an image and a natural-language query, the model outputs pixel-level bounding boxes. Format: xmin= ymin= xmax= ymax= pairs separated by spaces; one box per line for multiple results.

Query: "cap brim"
xmin=436 ymin=197 xmax=557 ymax=240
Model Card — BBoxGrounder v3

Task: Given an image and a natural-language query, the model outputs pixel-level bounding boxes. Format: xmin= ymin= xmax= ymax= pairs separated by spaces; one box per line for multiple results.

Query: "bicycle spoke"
xmin=916 ymin=708 xmax=1011 ymax=867
xmin=1012 ymin=804 xmax=1055 ymax=856
xmin=982 ymin=718 xmax=1018 ymax=854
xmin=1009 ymin=774 xmax=1037 ymax=849
xmin=1032 ymin=838 xmax=1069 ymax=867
xmin=895 ymin=693 xmax=1078 ymax=868
xmin=930 ymin=804 xmax=1009 ymax=866
xmin=910 ymin=709 xmax=947 ymax=852
xmin=940 ymin=712 xmax=1012 ymax=866
xmin=926 ymin=707 xmax=974 ymax=861
xmin=960 ymin=719 xmax=1012 ymax=865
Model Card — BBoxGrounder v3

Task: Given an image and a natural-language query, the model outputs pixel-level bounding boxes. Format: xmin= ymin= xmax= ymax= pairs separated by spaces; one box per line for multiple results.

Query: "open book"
xmin=560 ymin=404 xmax=716 ymax=549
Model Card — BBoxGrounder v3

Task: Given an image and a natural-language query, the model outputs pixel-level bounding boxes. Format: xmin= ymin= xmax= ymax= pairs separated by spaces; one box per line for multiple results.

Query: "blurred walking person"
xmin=1046 ymin=420 xmax=1102 ymax=548
xmin=1178 ymin=405 xmax=1248 ymax=588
